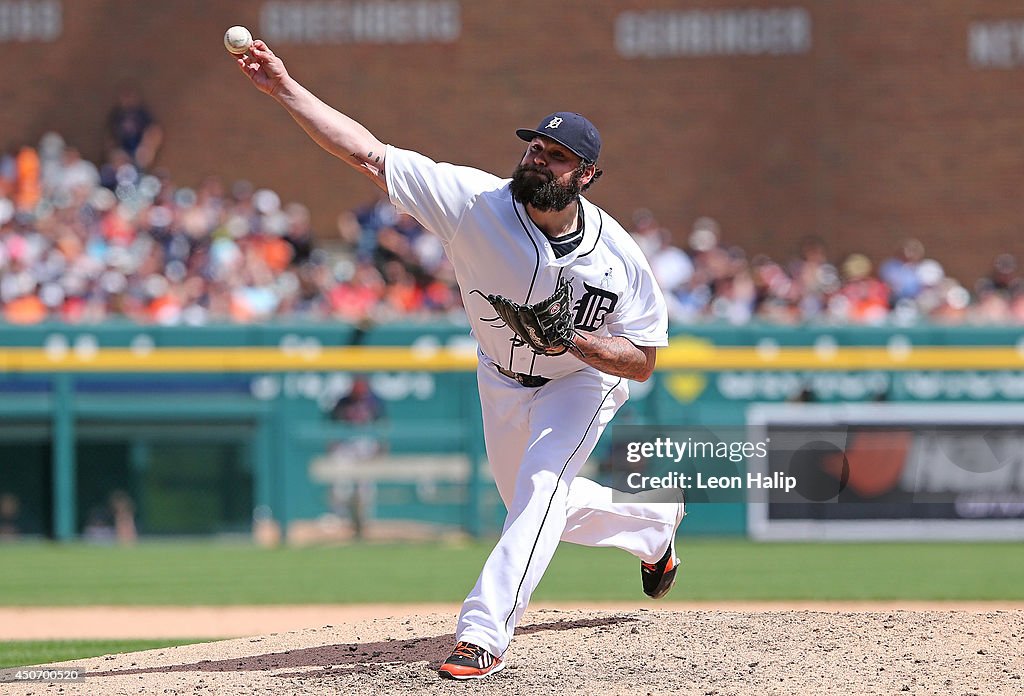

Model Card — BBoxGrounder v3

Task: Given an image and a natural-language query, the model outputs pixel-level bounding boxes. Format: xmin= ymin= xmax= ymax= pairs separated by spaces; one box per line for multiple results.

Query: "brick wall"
xmin=3 ymin=0 xmax=1023 ymax=281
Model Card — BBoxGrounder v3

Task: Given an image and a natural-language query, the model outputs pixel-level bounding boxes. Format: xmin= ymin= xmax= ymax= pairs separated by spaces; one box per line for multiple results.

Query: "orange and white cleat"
xmin=641 ymin=498 xmax=684 ymax=599
xmin=438 ymin=641 xmax=505 ymax=680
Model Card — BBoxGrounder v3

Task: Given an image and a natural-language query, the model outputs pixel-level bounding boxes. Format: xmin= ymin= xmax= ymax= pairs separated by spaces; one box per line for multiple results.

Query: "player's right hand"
xmin=237 ymin=40 xmax=289 ymax=97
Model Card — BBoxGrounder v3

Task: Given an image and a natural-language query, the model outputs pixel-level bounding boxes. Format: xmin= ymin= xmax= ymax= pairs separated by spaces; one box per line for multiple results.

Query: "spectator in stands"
xmin=969 ymin=279 xmax=1012 ymax=324
xmin=879 ymin=238 xmax=923 ymax=299
xmin=751 ymin=254 xmax=800 ymax=324
xmin=629 ymin=208 xmax=694 ymax=320
xmin=907 ymin=259 xmax=950 ymax=323
xmin=98 ymin=147 xmax=139 ymax=193
xmin=0 ymin=145 xmax=17 ymax=196
xmin=1010 ymin=288 xmax=1024 ymax=322
xmin=38 ymin=132 xmax=67 ymax=193
xmin=352 ymin=192 xmax=398 ymax=262
xmin=106 ymin=86 xmax=163 ymax=170
xmin=927 ymin=279 xmax=971 ymax=324
xmin=830 ymin=253 xmax=890 ymax=324
xmin=661 ymin=216 xmax=721 ymax=322
xmin=420 ymin=262 xmax=462 ymax=316
xmin=52 ymin=146 xmax=101 ymax=202
xmin=711 ymin=248 xmax=757 ymax=324
xmin=283 ymin=202 xmax=315 ymax=266
xmin=335 ymin=208 xmax=362 ymax=255
xmin=13 ymin=144 xmax=40 ymax=212
xmin=328 ymin=261 xmax=386 ymax=324
xmin=988 ymin=253 xmax=1020 ymax=295
xmin=788 ymin=236 xmax=840 ymax=320
xmin=380 ymin=259 xmax=423 ymax=317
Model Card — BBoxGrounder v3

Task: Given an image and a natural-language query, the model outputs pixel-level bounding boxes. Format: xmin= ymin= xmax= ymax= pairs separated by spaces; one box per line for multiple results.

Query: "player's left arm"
xmin=568 ymin=336 xmax=657 ymax=382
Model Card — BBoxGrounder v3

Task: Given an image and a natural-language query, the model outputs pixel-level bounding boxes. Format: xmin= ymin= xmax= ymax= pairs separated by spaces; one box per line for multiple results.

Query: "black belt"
xmin=495 ymin=365 xmax=551 ymax=388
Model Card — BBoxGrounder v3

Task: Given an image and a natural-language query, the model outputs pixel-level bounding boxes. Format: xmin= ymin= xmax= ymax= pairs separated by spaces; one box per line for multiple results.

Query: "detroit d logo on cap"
xmin=546 ymin=117 xmax=563 ymax=129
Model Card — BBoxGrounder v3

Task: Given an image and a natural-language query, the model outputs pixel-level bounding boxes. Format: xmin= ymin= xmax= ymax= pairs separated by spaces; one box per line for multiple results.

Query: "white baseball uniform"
xmin=385 ymin=145 xmax=677 ymax=657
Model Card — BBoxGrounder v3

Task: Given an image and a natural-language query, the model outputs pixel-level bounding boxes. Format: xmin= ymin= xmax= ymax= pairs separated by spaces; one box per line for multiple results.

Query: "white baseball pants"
xmin=456 ymin=361 xmax=679 ymax=657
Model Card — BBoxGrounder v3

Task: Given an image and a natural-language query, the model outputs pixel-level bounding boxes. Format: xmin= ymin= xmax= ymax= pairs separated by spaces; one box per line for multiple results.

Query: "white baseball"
xmin=224 ymin=25 xmax=253 ymax=55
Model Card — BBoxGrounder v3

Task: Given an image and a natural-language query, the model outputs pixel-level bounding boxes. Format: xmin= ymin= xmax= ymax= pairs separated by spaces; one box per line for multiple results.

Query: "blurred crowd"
xmin=632 ymin=212 xmax=1024 ymax=325
xmin=0 ymin=91 xmax=461 ymax=326
xmin=1 ymin=105 xmax=1023 ymax=326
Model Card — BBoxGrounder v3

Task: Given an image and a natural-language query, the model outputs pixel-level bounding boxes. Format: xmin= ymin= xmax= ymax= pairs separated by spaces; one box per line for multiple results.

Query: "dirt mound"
xmin=5 ymin=609 xmax=1022 ymax=695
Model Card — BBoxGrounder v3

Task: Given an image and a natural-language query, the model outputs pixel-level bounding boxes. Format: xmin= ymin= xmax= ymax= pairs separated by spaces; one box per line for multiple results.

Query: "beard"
xmin=510 ymin=163 xmax=584 ymax=211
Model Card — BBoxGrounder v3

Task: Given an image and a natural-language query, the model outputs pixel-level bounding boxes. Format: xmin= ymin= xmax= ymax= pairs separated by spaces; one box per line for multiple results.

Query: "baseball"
xmin=223 ymin=25 xmax=252 ymax=55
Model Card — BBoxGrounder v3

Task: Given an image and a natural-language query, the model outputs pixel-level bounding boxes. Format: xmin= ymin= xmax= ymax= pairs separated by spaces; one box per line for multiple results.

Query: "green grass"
xmin=0 ymin=639 xmax=201 ymax=669
xmin=0 ymin=539 xmax=1022 ymax=605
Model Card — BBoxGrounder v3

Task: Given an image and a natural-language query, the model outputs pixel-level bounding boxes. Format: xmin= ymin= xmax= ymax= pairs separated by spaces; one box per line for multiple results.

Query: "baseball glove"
xmin=476 ymin=277 xmax=578 ymax=356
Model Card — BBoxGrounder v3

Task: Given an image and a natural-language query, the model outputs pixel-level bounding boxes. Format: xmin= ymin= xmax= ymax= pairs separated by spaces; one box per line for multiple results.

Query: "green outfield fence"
xmin=1 ymin=321 xmax=1023 ymax=541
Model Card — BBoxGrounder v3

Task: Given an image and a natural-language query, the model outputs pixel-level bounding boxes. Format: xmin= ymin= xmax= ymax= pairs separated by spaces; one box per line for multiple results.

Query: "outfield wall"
xmin=2 ymin=321 xmax=1024 ymax=541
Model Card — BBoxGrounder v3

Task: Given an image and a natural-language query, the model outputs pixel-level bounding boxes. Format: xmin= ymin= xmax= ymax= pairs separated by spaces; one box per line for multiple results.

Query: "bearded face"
xmin=510 ymin=163 xmax=585 ymax=212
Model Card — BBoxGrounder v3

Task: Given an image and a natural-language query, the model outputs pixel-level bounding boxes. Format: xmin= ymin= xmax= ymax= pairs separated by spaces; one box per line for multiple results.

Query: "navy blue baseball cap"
xmin=516 ymin=112 xmax=602 ymax=163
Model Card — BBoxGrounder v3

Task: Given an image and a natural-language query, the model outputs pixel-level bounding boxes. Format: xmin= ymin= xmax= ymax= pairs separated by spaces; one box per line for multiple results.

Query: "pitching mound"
xmin=5 ymin=609 xmax=1022 ymax=695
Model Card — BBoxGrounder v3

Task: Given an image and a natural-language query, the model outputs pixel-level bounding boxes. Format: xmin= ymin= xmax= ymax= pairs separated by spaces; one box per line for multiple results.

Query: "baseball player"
xmin=235 ymin=40 xmax=685 ymax=681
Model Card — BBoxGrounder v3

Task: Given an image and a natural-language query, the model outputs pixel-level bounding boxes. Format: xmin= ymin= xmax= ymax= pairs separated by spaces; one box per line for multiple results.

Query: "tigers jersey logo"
xmin=573 ymin=282 xmax=618 ymax=331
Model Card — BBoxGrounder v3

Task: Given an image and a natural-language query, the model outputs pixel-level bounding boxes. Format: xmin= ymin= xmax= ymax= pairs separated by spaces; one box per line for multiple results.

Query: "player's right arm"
xmin=237 ymin=40 xmax=388 ymax=191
